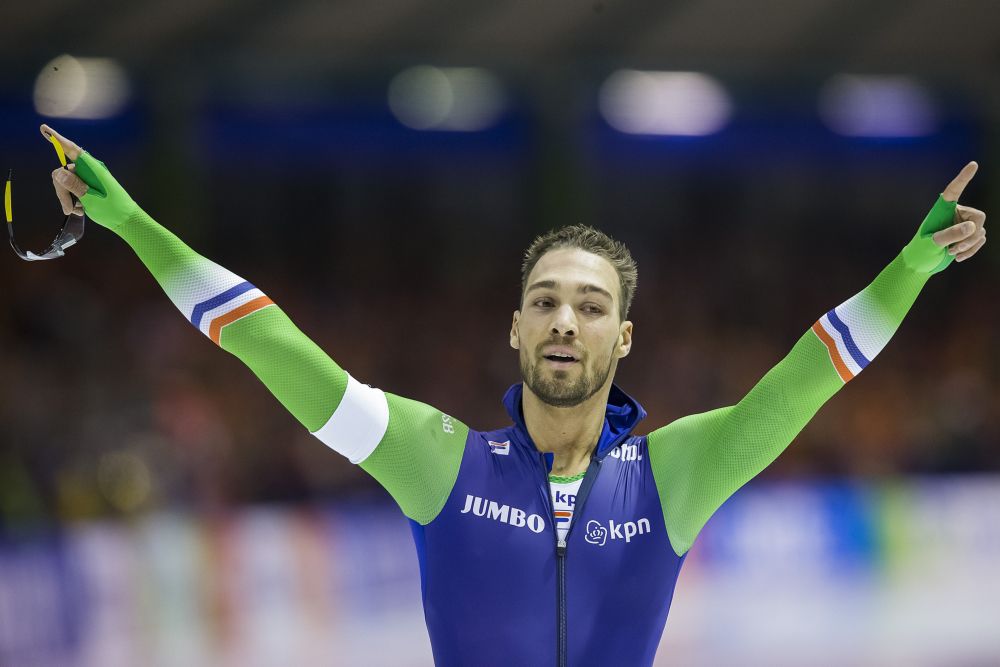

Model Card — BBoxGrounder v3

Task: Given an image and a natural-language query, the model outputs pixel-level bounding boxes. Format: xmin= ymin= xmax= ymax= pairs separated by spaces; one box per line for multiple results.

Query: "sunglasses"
xmin=5 ymin=133 xmax=86 ymax=261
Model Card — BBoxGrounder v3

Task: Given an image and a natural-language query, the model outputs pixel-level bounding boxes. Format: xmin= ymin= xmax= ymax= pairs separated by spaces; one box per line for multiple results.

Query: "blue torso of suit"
xmin=409 ymin=383 xmax=687 ymax=667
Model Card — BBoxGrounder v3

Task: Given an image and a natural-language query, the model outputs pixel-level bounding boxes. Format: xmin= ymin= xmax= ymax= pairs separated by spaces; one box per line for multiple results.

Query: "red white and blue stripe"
xmin=811 ymin=294 xmax=892 ymax=383
xmin=187 ymin=279 xmax=274 ymax=345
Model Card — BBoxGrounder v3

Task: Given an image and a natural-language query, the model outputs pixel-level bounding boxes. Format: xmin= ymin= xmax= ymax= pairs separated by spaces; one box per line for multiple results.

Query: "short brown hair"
xmin=520 ymin=224 xmax=638 ymax=321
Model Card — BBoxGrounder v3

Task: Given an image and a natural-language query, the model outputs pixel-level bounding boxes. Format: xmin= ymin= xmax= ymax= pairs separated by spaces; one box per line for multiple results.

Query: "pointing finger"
xmin=39 ymin=124 xmax=82 ymax=161
xmin=942 ymin=161 xmax=978 ymax=202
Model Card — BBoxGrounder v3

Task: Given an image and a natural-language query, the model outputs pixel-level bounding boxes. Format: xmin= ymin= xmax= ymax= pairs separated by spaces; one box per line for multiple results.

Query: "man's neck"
xmin=521 ymin=383 xmax=612 ymax=477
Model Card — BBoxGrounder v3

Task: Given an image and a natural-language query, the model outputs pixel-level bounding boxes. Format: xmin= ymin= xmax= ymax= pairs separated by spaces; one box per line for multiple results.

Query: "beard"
xmin=520 ymin=340 xmax=616 ymax=408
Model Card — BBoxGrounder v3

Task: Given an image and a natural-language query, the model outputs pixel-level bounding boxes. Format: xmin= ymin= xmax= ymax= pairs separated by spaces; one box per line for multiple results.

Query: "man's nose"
xmin=550 ymin=304 xmax=577 ymax=336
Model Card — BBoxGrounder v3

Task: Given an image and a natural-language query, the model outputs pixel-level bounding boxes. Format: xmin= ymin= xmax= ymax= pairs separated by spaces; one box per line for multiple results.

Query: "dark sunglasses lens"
xmin=53 ymin=212 xmax=85 ymax=249
xmin=5 ymin=167 xmax=86 ymax=262
xmin=7 ymin=213 xmax=86 ymax=261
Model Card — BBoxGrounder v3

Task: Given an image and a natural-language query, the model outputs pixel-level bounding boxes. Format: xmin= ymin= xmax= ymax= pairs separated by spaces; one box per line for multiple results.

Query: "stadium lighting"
xmin=819 ymin=74 xmax=937 ymax=138
xmin=388 ymin=65 xmax=505 ymax=131
xmin=599 ymin=70 xmax=732 ymax=136
xmin=33 ymin=54 xmax=130 ymax=120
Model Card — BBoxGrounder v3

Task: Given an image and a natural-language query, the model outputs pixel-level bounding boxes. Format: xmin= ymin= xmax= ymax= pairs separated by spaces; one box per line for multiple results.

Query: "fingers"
xmin=51 ymin=166 xmax=89 ymax=214
xmin=941 ymin=161 xmax=978 ymax=202
xmin=40 ymin=125 xmax=89 ymax=214
xmin=54 ymin=165 xmax=88 ymax=198
xmin=954 ymin=233 xmax=986 ymax=262
xmin=949 ymin=224 xmax=984 ymax=252
xmin=956 ymin=204 xmax=986 ymax=231
xmin=39 ymin=124 xmax=82 ymax=161
xmin=932 ymin=220 xmax=977 ymax=247
xmin=51 ymin=170 xmax=75 ymax=215
xmin=947 ymin=204 xmax=987 ymax=262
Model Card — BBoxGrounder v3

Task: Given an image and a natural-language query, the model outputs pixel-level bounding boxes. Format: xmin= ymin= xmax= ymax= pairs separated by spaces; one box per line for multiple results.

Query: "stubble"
xmin=520 ymin=339 xmax=617 ymax=408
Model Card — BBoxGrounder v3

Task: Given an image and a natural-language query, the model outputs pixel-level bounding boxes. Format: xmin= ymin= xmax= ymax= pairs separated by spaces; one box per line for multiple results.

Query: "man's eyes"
xmin=534 ymin=299 xmax=604 ymax=314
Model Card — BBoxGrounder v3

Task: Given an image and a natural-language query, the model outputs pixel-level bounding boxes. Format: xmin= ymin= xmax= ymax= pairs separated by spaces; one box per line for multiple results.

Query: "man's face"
xmin=510 ymin=247 xmax=632 ymax=408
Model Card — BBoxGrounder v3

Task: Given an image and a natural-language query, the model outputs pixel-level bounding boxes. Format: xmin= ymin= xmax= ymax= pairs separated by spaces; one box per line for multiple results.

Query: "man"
xmin=43 ymin=123 xmax=986 ymax=666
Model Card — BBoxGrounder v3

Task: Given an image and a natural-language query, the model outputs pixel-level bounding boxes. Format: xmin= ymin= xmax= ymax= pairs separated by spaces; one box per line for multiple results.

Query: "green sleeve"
xmin=647 ymin=195 xmax=957 ymax=556
xmin=74 ymin=150 xmax=466 ymax=524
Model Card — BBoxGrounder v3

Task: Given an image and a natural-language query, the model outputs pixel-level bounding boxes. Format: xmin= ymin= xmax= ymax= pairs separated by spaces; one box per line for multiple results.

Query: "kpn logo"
xmin=608 ymin=442 xmax=642 ymax=461
xmin=584 ymin=518 xmax=651 ymax=546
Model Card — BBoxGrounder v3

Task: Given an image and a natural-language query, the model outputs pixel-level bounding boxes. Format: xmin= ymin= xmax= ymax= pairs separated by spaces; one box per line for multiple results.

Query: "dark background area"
xmin=1 ymin=0 xmax=998 ymax=524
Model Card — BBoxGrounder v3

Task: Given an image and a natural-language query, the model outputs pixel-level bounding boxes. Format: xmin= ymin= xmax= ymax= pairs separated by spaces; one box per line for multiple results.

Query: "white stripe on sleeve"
xmin=310 ymin=374 xmax=390 ymax=464
xmin=165 ymin=262 xmax=246 ymax=320
xmin=831 ymin=292 xmax=894 ymax=362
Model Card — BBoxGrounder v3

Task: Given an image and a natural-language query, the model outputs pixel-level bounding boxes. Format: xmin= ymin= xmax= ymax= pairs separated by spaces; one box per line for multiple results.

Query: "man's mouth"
xmin=543 ymin=353 xmax=579 ymax=366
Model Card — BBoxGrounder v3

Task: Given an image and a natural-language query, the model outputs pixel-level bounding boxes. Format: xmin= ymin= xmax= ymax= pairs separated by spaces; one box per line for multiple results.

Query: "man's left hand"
xmin=933 ymin=161 xmax=987 ymax=263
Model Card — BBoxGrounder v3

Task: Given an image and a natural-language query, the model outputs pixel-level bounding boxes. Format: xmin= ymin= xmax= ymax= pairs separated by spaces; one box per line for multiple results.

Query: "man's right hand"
xmin=42 ymin=123 xmax=140 ymax=232
xmin=43 ymin=124 xmax=85 ymax=216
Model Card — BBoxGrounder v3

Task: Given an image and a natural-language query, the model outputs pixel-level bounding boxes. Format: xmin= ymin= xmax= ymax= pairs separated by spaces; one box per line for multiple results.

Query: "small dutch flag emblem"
xmin=487 ymin=440 xmax=510 ymax=456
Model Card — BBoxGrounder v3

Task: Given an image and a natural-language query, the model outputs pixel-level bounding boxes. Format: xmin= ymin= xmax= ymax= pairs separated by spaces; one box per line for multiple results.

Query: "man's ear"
xmin=510 ymin=310 xmax=520 ymax=350
xmin=617 ymin=320 xmax=633 ymax=358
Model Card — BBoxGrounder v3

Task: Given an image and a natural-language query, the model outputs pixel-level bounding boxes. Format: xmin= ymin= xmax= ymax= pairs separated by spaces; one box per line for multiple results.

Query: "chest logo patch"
xmin=584 ymin=518 xmax=652 ymax=546
xmin=584 ymin=520 xmax=608 ymax=546
xmin=608 ymin=442 xmax=643 ymax=461
xmin=460 ymin=494 xmax=545 ymax=534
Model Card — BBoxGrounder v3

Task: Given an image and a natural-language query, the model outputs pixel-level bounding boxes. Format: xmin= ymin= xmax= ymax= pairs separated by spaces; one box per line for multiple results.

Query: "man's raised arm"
xmin=44 ymin=125 xmax=466 ymax=525
xmin=646 ymin=162 xmax=986 ymax=557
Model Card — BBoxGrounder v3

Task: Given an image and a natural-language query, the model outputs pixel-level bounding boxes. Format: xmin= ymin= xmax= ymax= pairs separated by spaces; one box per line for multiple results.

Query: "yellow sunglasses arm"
xmin=4 ymin=172 xmax=11 ymax=224
xmin=47 ymin=133 xmax=68 ymax=167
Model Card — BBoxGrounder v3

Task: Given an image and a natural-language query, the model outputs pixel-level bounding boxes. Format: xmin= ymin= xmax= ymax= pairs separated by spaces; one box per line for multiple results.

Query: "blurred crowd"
xmin=1 ymin=155 xmax=997 ymax=525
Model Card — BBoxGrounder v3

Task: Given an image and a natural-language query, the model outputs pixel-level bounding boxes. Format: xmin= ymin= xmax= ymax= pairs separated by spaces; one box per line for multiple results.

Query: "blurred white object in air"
xmin=819 ymin=74 xmax=937 ymax=138
xmin=599 ymin=70 xmax=732 ymax=136
xmin=34 ymin=54 xmax=130 ymax=119
xmin=388 ymin=65 xmax=505 ymax=131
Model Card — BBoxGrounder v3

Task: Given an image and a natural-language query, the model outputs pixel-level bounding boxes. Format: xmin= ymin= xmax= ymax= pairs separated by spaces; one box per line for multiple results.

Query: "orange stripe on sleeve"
xmin=209 ymin=295 xmax=275 ymax=345
xmin=811 ymin=321 xmax=853 ymax=383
